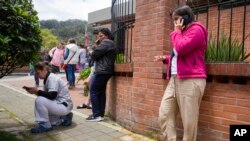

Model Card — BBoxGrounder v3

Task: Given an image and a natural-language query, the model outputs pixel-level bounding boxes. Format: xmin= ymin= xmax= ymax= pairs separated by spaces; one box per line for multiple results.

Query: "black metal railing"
xmin=186 ymin=0 xmax=250 ymax=62
xmin=111 ymin=0 xmax=135 ymax=64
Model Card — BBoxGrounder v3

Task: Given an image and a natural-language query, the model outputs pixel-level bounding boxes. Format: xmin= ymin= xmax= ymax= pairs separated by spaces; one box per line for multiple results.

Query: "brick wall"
xmin=105 ymin=0 xmax=250 ymax=141
xmin=197 ymin=81 xmax=250 ymax=141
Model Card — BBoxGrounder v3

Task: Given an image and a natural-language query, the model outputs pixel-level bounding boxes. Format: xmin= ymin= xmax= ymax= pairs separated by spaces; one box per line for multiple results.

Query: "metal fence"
xmin=111 ymin=0 xmax=135 ymax=64
xmin=186 ymin=0 xmax=250 ymax=62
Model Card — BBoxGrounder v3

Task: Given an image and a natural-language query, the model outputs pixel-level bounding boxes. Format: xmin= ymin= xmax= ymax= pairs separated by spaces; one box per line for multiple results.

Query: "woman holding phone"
xmin=154 ymin=5 xmax=208 ymax=141
xmin=23 ymin=62 xmax=73 ymax=133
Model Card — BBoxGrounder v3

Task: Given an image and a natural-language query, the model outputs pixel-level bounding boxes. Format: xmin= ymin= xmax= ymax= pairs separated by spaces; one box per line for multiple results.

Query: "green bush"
xmin=78 ymin=67 xmax=91 ymax=80
xmin=77 ymin=67 xmax=91 ymax=96
xmin=0 ymin=0 xmax=42 ymax=78
xmin=205 ymin=32 xmax=250 ymax=62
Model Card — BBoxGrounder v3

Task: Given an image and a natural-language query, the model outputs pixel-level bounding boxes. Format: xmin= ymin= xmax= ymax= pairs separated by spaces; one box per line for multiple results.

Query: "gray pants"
xmin=34 ymin=96 xmax=72 ymax=126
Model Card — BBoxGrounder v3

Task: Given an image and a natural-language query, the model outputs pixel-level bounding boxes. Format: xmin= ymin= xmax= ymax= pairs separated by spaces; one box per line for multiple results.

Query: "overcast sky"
xmin=32 ymin=0 xmax=112 ymax=21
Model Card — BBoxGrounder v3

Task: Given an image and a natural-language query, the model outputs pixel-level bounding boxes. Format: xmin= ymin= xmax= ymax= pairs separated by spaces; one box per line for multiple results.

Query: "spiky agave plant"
xmin=205 ymin=32 xmax=250 ymax=62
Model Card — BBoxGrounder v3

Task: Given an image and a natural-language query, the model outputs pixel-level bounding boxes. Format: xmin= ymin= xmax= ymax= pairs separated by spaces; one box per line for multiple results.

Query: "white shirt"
xmin=44 ymin=73 xmax=73 ymax=110
xmin=79 ymin=48 xmax=87 ymax=64
xmin=171 ymin=49 xmax=178 ymax=75
xmin=64 ymin=43 xmax=79 ymax=64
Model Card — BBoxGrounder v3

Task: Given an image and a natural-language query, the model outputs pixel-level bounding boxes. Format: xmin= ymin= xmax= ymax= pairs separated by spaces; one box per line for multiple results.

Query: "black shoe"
xmin=76 ymin=104 xmax=88 ymax=109
xmin=61 ymin=112 xmax=73 ymax=126
xmin=86 ymin=105 xmax=92 ymax=109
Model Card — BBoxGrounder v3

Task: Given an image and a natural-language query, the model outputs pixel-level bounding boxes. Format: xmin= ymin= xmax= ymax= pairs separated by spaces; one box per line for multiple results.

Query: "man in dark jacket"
xmin=86 ymin=28 xmax=116 ymax=121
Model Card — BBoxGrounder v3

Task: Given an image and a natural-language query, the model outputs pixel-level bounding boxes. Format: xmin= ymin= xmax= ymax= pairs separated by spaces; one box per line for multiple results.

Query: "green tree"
xmin=0 ymin=0 xmax=41 ymax=78
xmin=40 ymin=28 xmax=58 ymax=49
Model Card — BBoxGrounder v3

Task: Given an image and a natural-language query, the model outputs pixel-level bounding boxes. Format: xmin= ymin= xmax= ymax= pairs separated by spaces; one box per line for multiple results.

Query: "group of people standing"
xmin=31 ymin=38 xmax=88 ymax=89
xmin=24 ymin=5 xmax=207 ymax=141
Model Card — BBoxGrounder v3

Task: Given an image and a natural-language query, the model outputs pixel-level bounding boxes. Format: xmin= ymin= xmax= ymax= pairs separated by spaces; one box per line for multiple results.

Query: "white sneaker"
xmin=85 ymin=115 xmax=104 ymax=122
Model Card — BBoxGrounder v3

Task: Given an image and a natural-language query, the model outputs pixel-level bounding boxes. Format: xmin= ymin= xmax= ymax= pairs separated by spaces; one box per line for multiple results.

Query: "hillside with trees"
xmin=40 ymin=19 xmax=95 ymax=46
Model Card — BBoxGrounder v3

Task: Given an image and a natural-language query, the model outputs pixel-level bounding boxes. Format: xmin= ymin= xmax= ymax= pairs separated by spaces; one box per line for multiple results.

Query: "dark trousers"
xmin=34 ymin=73 xmax=39 ymax=86
xmin=90 ymin=74 xmax=111 ymax=117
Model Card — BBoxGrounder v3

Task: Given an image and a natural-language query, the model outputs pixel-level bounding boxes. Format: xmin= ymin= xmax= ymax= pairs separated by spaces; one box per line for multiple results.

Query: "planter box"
xmin=206 ymin=62 xmax=250 ymax=77
xmin=114 ymin=63 xmax=133 ymax=72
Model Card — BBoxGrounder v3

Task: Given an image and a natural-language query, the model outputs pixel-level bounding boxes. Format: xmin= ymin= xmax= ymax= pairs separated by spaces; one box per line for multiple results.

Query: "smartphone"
xmin=22 ymin=86 xmax=30 ymax=90
xmin=95 ymin=39 xmax=101 ymax=45
xmin=182 ymin=15 xmax=189 ymax=26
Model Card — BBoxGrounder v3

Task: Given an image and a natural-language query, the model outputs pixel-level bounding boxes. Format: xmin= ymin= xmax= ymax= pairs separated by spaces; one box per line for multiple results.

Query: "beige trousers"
xmin=159 ymin=76 xmax=206 ymax=141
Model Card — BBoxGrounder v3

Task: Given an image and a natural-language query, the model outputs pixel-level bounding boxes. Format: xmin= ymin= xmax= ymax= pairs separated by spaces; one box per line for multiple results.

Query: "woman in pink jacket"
xmin=154 ymin=5 xmax=208 ymax=141
xmin=49 ymin=42 xmax=65 ymax=73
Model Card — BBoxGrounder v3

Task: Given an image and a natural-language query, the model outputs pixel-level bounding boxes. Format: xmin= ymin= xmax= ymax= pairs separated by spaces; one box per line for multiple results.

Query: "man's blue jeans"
xmin=90 ymin=74 xmax=112 ymax=118
xmin=65 ymin=64 xmax=75 ymax=86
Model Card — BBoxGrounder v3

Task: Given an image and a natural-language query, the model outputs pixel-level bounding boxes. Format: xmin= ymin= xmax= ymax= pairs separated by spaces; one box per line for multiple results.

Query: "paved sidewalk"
xmin=0 ymin=76 xmax=157 ymax=141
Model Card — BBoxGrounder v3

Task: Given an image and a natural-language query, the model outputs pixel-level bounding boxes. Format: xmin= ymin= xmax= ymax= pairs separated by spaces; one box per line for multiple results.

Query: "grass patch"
xmin=0 ymin=131 xmax=22 ymax=141
xmin=145 ymin=132 xmax=161 ymax=141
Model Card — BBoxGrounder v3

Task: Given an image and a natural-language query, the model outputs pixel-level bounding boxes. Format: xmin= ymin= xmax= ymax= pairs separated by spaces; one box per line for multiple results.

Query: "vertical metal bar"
xmin=130 ymin=0 xmax=134 ymax=63
xmin=119 ymin=0 xmax=122 ymax=62
xmin=124 ymin=0 xmax=127 ymax=63
xmin=115 ymin=0 xmax=117 ymax=62
xmin=121 ymin=0 xmax=124 ymax=63
xmin=125 ymin=0 xmax=129 ymax=63
xmin=242 ymin=0 xmax=246 ymax=61
xmin=132 ymin=0 xmax=134 ymax=20
xmin=206 ymin=0 xmax=210 ymax=29
xmin=216 ymin=2 xmax=221 ymax=61
xmin=229 ymin=1 xmax=233 ymax=60
xmin=122 ymin=0 xmax=125 ymax=62
xmin=111 ymin=0 xmax=116 ymax=33
xmin=196 ymin=0 xmax=199 ymax=20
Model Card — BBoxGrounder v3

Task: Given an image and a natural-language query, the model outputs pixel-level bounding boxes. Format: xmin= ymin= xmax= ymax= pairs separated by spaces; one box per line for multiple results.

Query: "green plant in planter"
xmin=205 ymin=32 xmax=250 ymax=62
xmin=77 ymin=67 xmax=91 ymax=96
xmin=116 ymin=53 xmax=124 ymax=64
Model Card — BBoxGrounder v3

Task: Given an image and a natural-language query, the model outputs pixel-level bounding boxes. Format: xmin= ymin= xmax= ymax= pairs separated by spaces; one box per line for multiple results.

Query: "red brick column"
xmin=130 ymin=0 xmax=186 ymax=133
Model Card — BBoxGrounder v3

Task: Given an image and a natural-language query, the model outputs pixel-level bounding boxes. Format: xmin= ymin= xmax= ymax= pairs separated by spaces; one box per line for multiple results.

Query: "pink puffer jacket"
xmin=164 ymin=22 xmax=208 ymax=79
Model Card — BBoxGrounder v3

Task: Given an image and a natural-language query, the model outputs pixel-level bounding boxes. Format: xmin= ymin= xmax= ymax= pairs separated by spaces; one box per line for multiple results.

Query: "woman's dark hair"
xmin=92 ymin=28 xmax=99 ymax=35
xmin=79 ymin=44 xmax=85 ymax=48
xmin=35 ymin=61 xmax=51 ymax=72
xmin=68 ymin=38 xmax=76 ymax=44
xmin=170 ymin=5 xmax=195 ymax=26
xmin=99 ymin=28 xmax=114 ymax=40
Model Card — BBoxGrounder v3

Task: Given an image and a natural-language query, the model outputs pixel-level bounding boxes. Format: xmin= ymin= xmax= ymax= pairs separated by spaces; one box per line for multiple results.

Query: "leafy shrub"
xmin=0 ymin=0 xmax=42 ymax=78
xmin=77 ymin=67 xmax=91 ymax=96
xmin=78 ymin=67 xmax=91 ymax=80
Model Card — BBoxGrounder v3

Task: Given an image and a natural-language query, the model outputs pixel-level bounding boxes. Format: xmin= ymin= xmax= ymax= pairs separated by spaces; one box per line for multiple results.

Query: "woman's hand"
xmin=95 ymin=39 xmax=101 ymax=45
xmin=23 ymin=86 xmax=38 ymax=95
xmin=153 ymin=55 xmax=166 ymax=62
xmin=174 ymin=17 xmax=185 ymax=31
